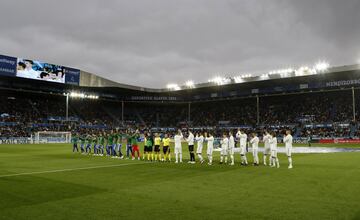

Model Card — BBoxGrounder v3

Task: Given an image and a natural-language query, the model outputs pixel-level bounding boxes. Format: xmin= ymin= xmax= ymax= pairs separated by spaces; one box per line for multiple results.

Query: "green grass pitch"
xmin=0 ymin=143 xmax=359 ymax=220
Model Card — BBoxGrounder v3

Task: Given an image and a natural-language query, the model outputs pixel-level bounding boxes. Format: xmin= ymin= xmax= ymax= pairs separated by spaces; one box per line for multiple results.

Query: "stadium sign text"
xmin=130 ymin=96 xmax=177 ymax=101
xmin=325 ymin=79 xmax=360 ymax=87
xmin=0 ymin=54 xmax=17 ymax=77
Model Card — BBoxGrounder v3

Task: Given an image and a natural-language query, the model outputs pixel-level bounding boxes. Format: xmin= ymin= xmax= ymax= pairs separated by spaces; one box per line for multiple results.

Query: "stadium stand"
xmin=1 ymin=88 xmax=359 ymax=142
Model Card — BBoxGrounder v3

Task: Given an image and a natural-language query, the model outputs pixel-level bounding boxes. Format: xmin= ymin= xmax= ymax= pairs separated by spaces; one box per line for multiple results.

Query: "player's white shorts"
xmin=285 ymin=146 xmax=292 ymax=157
xmin=252 ymin=147 xmax=258 ymax=157
xmin=271 ymin=149 xmax=277 ymax=158
xmin=207 ymin=146 xmax=213 ymax=155
xmin=174 ymin=147 xmax=182 ymax=154
xmin=228 ymin=147 xmax=234 ymax=155
xmin=221 ymin=147 xmax=228 ymax=156
xmin=264 ymin=146 xmax=271 ymax=155
xmin=239 ymin=145 xmax=246 ymax=155
xmin=196 ymin=145 xmax=203 ymax=154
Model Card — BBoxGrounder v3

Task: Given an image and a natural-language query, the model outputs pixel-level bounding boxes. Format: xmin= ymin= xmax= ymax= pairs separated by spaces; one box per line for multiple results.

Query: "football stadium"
xmin=1 ymin=1 xmax=360 ymax=220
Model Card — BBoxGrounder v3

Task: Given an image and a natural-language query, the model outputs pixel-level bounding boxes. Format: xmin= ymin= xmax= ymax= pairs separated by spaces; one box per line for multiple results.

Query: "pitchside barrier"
xmin=319 ymin=138 xmax=360 ymax=144
xmin=0 ymin=137 xmax=31 ymax=144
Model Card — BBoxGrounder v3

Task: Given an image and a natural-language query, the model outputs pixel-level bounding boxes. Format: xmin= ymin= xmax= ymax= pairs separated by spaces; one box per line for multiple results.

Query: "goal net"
xmin=34 ymin=131 xmax=72 ymax=144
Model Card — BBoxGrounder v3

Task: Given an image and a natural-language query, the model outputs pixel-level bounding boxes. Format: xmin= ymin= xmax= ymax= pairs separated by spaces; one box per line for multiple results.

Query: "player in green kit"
xmin=80 ymin=135 xmax=86 ymax=154
xmin=113 ymin=131 xmax=119 ymax=158
xmin=92 ymin=134 xmax=99 ymax=156
xmin=124 ymin=130 xmax=132 ymax=159
xmin=104 ymin=132 xmax=109 ymax=156
xmin=107 ymin=131 xmax=115 ymax=157
xmin=131 ymin=129 xmax=141 ymax=160
xmin=98 ymin=132 xmax=105 ymax=156
xmin=112 ymin=131 xmax=119 ymax=158
xmin=85 ymin=134 xmax=92 ymax=154
xmin=117 ymin=132 xmax=124 ymax=159
xmin=71 ymin=133 xmax=79 ymax=152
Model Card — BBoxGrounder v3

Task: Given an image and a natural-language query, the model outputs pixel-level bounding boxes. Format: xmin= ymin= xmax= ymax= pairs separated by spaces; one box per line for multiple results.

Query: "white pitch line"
xmin=0 ymin=162 xmax=147 ymax=178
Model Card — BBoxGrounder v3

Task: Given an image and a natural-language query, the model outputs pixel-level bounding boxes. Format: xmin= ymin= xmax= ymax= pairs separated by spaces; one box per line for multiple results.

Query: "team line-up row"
xmin=71 ymin=129 xmax=294 ymax=169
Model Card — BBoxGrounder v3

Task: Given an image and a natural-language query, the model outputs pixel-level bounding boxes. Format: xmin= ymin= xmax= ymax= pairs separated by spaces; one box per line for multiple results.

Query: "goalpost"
xmin=34 ymin=131 xmax=72 ymax=144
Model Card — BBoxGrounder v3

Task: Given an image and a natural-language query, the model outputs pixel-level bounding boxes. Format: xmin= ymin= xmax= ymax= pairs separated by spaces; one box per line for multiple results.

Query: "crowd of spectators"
xmin=0 ymin=90 xmax=359 ymax=139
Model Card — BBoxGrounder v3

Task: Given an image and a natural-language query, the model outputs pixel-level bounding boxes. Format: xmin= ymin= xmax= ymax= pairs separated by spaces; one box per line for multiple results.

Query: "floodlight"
xmin=69 ymin=92 xmax=99 ymax=99
xmin=295 ymin=66 xmax=316 ymax=76
xmin=208 ymin=76 xmax=224 ymax=85
xmin=185 ymin=80 xmax=195 ymax=88
xmin=166 ymin=83 xmax=181 ymax=90
xmin=315 ymin=62 xmax=329 ymax=72
xmin=233 ymin=76 xmax=243 ymax=83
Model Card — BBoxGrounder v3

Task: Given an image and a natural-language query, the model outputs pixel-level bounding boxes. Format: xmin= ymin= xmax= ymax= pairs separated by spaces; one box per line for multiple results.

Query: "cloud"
xmin=0 ymin=0 xmax=359 ymax=87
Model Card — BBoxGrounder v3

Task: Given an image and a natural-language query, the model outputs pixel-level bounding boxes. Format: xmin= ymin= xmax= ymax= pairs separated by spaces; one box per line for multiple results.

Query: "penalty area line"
xmin=0 ymin=162 xmax=147 ymax=178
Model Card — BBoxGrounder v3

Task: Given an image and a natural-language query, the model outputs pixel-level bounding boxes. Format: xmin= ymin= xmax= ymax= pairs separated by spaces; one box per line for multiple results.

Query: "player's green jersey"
xmin=130 ymin=134 xmax=139 ymax=145
xmin=117 ymin=134 xmax=123 ymax=144
xmin=93 ymin=136 xmax=98 ymax=144
xmin=145 ymin=137 xmax=153 ymax=147
xmin=80 ymin=136 xmax=85 ymax=144
xmin=99 ymin=136 xmax=105 ymax=145
xmin=71 ymin=136 xmax=78 ymax=144
xmin=108 ymin=134 xmax=114 ymax=145
xmin=86 ymin=136 xmax=92 ymax=144
xmin=113 ymin=134 xmax=119 ymax=144
xmin=104 ymin=135 xmax=108 ymax=145
xmin=125 ymin=134 xmax=131 ymax=144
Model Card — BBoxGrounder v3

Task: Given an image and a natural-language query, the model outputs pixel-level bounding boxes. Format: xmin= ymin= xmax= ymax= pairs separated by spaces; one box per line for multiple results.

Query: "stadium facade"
xmin=1 ymin=53 xmax=360 ymax=102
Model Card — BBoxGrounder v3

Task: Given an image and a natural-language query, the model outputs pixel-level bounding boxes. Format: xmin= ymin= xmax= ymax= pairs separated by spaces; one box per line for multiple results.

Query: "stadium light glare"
xmin=314 ymin=62 xmax=329 ymax=72
xmin=69 ymin=92 xmax=99 ymax=99
xmin=268 ymin=70 xmax=278 ymax=75
xmin=70 ymin=92 xmax=85 ymax=98
xmin=208 ymin=76 xmax=225 ymax=85
xmin=233 ymin=76 xmax=243 ymax=83
xmin=295 ymin=66 xmax=317 ymax=76
xmin=260 ymin=73 xmax=269 ymax=79
xmin=233 ymin=74 xmax=252 ymax=83
xmin=269 ymin=68 xmax=294 ymax=76
xmin=166 ymin=83 xmax=181 ymax=91
xmin=213 ymin=77 xmax=223 ymax=84
xmin=185 ymin=80 xmax=195 ymax=88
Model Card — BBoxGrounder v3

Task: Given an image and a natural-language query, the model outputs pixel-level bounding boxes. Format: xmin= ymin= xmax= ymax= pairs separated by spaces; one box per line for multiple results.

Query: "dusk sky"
xmin=1 ymin=0 xmax=359 ymax=88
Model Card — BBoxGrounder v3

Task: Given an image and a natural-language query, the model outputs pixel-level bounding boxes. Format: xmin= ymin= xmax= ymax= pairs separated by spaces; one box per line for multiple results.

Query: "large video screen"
xmin=17 ymin=58 xmax=66 ymax=83
xmin=0 ymin=54 xmax=80 ymax=85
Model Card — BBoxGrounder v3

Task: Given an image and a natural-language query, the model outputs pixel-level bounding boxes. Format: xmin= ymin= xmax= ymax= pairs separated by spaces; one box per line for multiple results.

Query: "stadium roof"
xmin=83 ymin=63 xmax=360 ymax=93
xmin=1 ymin=53 xmax=359 ymax=93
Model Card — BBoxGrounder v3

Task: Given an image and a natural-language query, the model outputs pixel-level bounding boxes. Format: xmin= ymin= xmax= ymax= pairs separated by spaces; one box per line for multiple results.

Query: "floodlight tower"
xmin=66 ymin=93 xmax=69 ymax=121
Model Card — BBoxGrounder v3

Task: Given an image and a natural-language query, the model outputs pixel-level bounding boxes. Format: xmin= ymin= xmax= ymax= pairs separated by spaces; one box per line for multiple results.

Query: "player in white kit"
xmin=220 ymin=133 xmax=229 ymax=164
xmin=195 ymin=132 xmax=205 ymax=164
xmin=174 ymin=129 xmax=183 ymax=163
xmin=228 ymin=131 xmax=235 ymax=165
xmin=236 ymin=129 xmax=248 ymax=166
xmin=283 ymin=130 xmax=293 ymax=169
xmin=263 ymin=131 xmax=271 ymax=166
xmin=187 ymin=130 xmax=195 ymax=164
xmin=204 ymin=132 xmax=214 ymax=165
xmin=269 ymin=132 xmax=280 ymax=168
xmin=250 ymin=132 xmax=259 ymax=166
